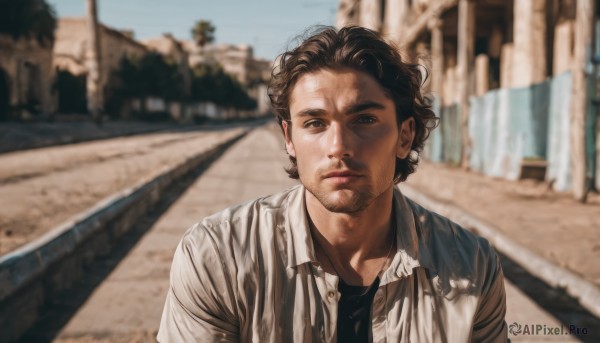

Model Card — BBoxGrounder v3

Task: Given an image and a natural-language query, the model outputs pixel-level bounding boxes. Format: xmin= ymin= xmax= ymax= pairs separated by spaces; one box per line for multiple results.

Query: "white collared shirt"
xmin=158 ymin=184 xmax=508 ymax=342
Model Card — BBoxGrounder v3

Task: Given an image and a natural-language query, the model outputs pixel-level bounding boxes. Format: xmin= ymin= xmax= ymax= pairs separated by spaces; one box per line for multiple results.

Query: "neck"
xmin=306 ymin=185 xmax=395 ymax=283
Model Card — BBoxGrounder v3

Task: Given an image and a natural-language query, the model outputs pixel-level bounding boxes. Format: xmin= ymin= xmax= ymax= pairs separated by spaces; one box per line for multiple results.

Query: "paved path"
xmin=405 ymin=161 xmax=600 ymax=290
xmin=505 ymin=280 xmax=580 ymax=342
xmin=47 ymin=124 xmax=297 ymax=342
xmin=19 ymin=124 xmax=583 ymax=342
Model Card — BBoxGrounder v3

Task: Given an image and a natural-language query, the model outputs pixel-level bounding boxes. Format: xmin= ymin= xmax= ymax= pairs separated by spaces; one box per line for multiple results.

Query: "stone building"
xmin=338 ymin=0 xmax=599 ymax=195
xmin=53 ymin=17 xmax=149 ymax=113
xmin=183 ymin=41 xmax=273 ymax=115
xmin=0 ymin=34 xmax=56 ymax=120
xmin=183 ymin=42 xmax=271 ymax=87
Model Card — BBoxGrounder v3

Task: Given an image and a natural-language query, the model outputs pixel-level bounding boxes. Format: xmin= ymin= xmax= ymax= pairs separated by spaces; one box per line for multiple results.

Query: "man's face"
xmin=283 ymin=68 xmax=415 ymax=214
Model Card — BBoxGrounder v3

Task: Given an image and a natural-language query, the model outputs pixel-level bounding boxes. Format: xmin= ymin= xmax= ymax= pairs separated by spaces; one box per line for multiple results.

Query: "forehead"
xmin=289 ymin=68 xmax=391 ymax=115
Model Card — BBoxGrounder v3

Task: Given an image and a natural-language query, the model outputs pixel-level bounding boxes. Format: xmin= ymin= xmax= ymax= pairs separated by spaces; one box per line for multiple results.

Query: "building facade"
xmin=183 ymin=42 xmax=271 ymax=87
xmin=183 ymin=41 xmax=273 ymax=116
xmin=338 ymin=0 xmax=599 ymax=197
xmin=53 ymin=17 xmax=150 ymax=114
xmin=0 ymin=34 xmax=56 ymax=120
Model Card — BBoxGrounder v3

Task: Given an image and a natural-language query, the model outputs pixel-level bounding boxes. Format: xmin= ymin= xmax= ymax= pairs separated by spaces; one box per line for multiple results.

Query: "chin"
xmin=310 ymin=187 xmax=375 ymax=214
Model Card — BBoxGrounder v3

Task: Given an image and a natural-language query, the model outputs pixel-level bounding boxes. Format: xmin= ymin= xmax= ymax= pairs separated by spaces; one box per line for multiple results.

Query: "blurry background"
xmin=0 ymin=0 xmax=599 ymax=342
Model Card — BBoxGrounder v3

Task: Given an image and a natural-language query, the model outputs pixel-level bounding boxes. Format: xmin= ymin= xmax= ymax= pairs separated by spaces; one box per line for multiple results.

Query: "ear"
xmin=282 ymin=120 xmax=296 ymax=158
xmin=397 ymin=117 xmax=416 ymax=159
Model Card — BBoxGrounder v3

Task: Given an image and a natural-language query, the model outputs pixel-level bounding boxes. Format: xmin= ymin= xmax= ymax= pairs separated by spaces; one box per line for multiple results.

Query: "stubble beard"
xmin=299 ymin=156 xmax=396 ymax=214
xmin=304 ymin=182 xmax=377 ymax=214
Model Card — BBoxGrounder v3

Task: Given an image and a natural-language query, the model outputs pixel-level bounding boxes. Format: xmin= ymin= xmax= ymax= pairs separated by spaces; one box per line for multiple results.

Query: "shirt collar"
xmin=284 ymin=185 xmax=318 ymax=269
xmin=284 ymin=184 xmax=436 ymax=282
xmin=382 ymin=186 xmax=437 ymax=285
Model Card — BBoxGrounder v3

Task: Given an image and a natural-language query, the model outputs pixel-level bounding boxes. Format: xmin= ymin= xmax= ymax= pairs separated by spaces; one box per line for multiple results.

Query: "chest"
xmin=236 ymin=266 xmax=478 ymax=343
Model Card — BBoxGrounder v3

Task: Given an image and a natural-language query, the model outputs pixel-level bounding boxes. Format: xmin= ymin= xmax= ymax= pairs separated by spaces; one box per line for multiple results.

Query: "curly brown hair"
xmin=268 ymin=26 xmax=438 ymax=183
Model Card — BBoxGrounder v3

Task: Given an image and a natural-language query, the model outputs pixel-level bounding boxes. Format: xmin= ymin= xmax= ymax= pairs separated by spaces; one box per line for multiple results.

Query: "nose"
xmin=326 ymin=121 xmax=353 ymax=159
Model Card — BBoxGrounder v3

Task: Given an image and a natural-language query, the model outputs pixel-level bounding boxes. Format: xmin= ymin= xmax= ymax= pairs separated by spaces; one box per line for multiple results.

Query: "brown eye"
xmin=304 ymin=120 xmax=324 ymax=128
xmin=356 ymin=116 xmax=376 ymax=124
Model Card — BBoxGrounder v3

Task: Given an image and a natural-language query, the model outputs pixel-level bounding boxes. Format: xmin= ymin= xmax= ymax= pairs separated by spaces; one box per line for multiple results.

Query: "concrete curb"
xmin=399 ymin=183 xmax=600 ymax=319
xmin=0 ymin=117 xmax=271 ymax=154
xmin=0 ymin=128 xmax=250 ymax=342
xmin=0 ymin=124 xmax=178 ymax=154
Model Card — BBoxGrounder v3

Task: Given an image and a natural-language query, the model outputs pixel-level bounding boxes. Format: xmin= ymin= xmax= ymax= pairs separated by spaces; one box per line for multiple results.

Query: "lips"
xmin=323 ymin=170 xmax=361 ymax=178
xmin=322 ymin=170 xmax=363 ymax=184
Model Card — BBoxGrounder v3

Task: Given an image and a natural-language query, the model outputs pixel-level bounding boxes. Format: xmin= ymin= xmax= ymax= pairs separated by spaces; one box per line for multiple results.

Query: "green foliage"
xmin=191 ymin=20 xmax=215 ymax=47
xmin=191 ymin=64 xmax=256 ymax=110
xmin=0 ymin=0 xmax=57 ymax=46
xmin=112 ymin=52 xmax=185 ymax=103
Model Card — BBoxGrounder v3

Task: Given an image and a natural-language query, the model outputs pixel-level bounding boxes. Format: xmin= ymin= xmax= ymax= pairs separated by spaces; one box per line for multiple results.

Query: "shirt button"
xmin=327 ymin=290 xmax=336 ymax=298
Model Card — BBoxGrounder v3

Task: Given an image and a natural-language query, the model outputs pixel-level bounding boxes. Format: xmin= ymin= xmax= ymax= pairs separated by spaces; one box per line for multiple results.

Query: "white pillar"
xmin=512 ymin=0 xmax=547 ymax=87
xmin=553 ymin=20 xmax=575 ymax=75
xmin=359 ymin=0 xmax=383 ymax=32
xmin=384 ymin=0 xmax=409 ymax=43
xmin=475 ymin=54 xmax=489 ymax=96
xmin=429 ymin=18 xmax=444 ymax=101
xmin=570 ymin=0 xmax=595 ymax=202
xmin=500 ymin=43 xmax=514 ymax=88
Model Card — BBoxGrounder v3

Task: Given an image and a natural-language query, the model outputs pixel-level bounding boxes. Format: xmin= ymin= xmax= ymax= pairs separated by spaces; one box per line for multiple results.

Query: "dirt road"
xmin=0 ymin=127 xmax=245 ymax=255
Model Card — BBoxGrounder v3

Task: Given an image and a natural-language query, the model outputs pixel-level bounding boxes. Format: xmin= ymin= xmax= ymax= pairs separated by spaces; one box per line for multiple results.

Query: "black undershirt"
xmin=337 ymin=276 xmax=380 ymax=343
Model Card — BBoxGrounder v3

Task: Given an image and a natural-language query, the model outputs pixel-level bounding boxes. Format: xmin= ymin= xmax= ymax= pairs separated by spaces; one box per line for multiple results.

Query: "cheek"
xmin=361 ymin=126 xmax=399 ymax=154
xmin=291 ymin=135 xmax=318 ymax=165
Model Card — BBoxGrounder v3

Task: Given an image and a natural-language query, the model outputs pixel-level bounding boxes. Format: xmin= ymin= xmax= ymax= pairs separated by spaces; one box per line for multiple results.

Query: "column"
xmin=570 ymin=0 xmax=595 ymax=202
xmin=553 ymin=20 xmax=575 ymax=75
xmin=457 ymin=0 xmax=475 ymax=168
xmin=512 ymin=0 xmax=547 ymax=87
xmin=360 ymin=0 xmax=383 ymax=32
xmin=86 ymin=0 xmax=103 ymax=123
xmin=385 ymin=0 xmax=409 ymax=43
xmin=429 ymin=17 xmax=444 ymax=102
xmin=475 ymin=54 xmax=489 ymax=96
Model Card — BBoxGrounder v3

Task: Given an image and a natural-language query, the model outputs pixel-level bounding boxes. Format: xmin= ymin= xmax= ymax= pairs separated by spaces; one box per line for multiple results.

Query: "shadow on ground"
xmin=17 ymin=147 xmax=230 ymax=343
xmin=500 ymin=253 xmax=600 ymax=343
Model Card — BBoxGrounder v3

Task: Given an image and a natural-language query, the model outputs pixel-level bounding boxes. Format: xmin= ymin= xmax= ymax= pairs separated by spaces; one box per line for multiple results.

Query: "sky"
xmin=47 ymin=0 xmax=339 ymax=60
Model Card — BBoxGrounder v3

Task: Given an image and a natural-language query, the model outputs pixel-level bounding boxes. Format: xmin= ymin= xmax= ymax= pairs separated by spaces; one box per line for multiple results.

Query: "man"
xmin=158 ymin=26 xmax=508 ymax=342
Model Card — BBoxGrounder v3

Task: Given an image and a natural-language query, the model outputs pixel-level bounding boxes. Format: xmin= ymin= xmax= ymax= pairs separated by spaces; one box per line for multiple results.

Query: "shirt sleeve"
xmin=157 ymin=223 xmax=239 ymax=342
xmin=471 ymin=246 xmax=508 ymax=342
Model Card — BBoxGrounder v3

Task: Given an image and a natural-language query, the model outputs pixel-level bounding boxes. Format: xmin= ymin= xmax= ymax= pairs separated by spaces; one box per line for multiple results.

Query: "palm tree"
xmin=191 ymin=20 xmax=215 ymax=48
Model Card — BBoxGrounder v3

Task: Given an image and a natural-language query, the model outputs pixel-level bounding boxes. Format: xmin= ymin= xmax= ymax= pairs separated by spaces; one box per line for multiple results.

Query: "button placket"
xmin=371 ymin=288 xmax=387 ymax=342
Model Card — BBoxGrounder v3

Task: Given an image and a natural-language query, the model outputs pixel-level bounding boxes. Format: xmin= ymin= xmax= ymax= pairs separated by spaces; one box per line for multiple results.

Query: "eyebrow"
xmin=344 ymin=101 xmax=386 ymax=114
xmin=294 ymin=101 xmax=387 ymax=118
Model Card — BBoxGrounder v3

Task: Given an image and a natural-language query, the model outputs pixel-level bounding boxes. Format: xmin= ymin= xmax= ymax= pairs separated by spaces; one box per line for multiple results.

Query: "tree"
xmin=191 ymin=20 xmax=215 ymax=47
xmin=190 ymin=64 xmax=256 ymax=111
xmin=0 ymin=0 xmax=57 ymax=46
xmin=109 ymin=53 xmax=184 ymax=117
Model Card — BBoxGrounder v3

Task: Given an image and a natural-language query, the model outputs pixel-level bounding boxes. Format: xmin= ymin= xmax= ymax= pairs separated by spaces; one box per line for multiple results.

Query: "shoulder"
xmin=180 ymin=185 xmax=300 ymax=262
xmin=405 ymin=197 xmax=501 ymax=290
